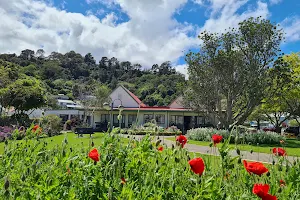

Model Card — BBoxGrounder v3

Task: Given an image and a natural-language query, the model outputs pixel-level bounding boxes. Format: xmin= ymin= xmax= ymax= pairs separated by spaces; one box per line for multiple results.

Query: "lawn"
xmin=0 ymin=132 xmax=128 ymax=155
xmin=167 ymin=137 xmax=300 ymax=157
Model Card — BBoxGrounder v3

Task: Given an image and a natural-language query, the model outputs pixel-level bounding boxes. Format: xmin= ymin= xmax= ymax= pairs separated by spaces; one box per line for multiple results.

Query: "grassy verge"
xmin=0 ymin=132 xmax=129 ymax=155
xmin=167 ymin=137 xmax=300 ymax=157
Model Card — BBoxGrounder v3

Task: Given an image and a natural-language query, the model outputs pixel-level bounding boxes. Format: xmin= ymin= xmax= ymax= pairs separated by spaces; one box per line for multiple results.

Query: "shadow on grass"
xmin=253 ymin=139 xmax=300 ymax=148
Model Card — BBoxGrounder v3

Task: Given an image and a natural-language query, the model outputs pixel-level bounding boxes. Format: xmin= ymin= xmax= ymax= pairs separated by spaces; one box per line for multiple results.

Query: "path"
xmin=121 ymin=134 xmax=298 ymax=164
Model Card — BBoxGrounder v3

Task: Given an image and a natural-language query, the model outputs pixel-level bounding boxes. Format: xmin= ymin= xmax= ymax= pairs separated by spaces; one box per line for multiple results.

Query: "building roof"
xmin=120 ymin=85 xmax=147 ymax=107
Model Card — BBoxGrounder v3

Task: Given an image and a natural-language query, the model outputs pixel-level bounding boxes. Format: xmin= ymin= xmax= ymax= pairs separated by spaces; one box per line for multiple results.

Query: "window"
xmin=60 ymin=114 xmax=68 ymax=122
xmin=113 ymin=114 xmax=125 ymax=124
xmin=170 ymin=115 xmax=183 ymax=124
xmin=197 ymin=116 xmax=204 ymax=125
xmin=155 ymin=114 xmax=165 ymax=124
xmin=128 ymin=114 xmax=137 ymax=125
xmin=144 ymin=114 xmax=154 ymax=123
xmin=101 ymin=114 xmax=110 ymax=122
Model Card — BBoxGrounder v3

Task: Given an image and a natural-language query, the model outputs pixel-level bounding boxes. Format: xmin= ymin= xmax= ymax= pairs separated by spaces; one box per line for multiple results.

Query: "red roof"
xmin=124 ymin=107 xmax=190 ymax=111
xmin=121 ymin=85 xmax=147 ymax=107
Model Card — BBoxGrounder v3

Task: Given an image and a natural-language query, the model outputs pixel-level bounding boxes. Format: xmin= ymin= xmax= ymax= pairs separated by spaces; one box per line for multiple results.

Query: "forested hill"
xmin=0 ymin=49 xmax=186 ymax=106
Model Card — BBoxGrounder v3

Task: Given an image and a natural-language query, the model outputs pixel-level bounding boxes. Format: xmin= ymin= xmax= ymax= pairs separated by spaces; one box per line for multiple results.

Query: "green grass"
xmin=167 ymin=137 xmax=300 ymax=157
xmin=0 ymin=132 xmax=129 ymax=155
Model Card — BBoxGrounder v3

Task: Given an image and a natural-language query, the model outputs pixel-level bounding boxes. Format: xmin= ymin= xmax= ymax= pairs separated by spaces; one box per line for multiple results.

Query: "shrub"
xmin=187 ymin=128 xmax=284 ymax=145
xmin=40 ymin=115 xmax=62 ymax=137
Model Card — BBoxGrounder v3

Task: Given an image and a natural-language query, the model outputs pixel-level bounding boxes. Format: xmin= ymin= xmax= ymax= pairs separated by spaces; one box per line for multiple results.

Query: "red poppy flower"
xmin=157 ymin=146 xmax=163 ymax=151
xmin=32 ymin=125 xmax=42 ymax=134
xmin=253 ymin=184 xmax=277 ymax=200
xmin=176 ymin=135 xmax=187 ymax=148
xmin=212 ymin=134 xmax=223 ymax=145
xmin=188 ymin=157 xmax=205 ymax=175
xmin=243 ymin=160 xmax=268 ymax=176
xmin=88 ymin=148 xmax=100 ymax=162
xmin=279 ymin=179 xmax=285 ymax=187
xmin=121 ymin=177 xmax=126 ymax=184
xmin=272 ymin=148 xmax=286 ymax=156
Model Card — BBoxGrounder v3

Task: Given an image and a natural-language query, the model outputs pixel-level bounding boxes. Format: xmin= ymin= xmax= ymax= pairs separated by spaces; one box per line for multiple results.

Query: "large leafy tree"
xmin=185 ymin=17 xmax=283 ymax=129
xmin=0 ymin=78 xmax=46 ymax=113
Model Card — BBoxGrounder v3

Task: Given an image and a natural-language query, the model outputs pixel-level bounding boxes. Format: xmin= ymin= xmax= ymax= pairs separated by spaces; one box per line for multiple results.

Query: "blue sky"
xmin=0 ymin=0 xmax=300 ymax=77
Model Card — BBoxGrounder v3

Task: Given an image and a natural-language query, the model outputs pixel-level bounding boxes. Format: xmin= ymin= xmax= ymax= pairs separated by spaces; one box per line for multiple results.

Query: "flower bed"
xmin=0 ymin=133 xmax=298 ymax=199
xmin=187 ymin=127 xmax=284 ymax=145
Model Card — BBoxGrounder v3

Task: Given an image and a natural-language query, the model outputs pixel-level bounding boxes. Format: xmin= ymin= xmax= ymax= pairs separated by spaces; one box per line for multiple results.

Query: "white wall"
xmin=109 ymin=86 xmax=139 ymax=108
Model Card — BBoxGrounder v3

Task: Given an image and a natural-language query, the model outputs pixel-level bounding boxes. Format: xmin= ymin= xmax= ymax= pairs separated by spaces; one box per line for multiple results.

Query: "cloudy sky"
xmin=0 ymin=0 xmax=299 ymax=77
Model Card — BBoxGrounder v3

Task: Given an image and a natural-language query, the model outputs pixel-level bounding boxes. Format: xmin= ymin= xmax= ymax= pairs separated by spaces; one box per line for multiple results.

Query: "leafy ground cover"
xmin=0 ymin=132 xmax=298 ymax=199
xmin=167 ymin=137 xmax=300 ymax=157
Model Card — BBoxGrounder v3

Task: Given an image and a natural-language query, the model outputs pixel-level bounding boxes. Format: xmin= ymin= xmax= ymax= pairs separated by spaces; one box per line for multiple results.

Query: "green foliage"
xmin=185 ymin=17 xmax=283 ymax=129
xmin=0 ymin=78 xmax=46 ymax=112
xmin=187 ymin=128 xmax=284 ymax=145
xmin=40 ymin=115 xmax=62 ymax=137
xmin=0 ymin=133 xmax=299 ymax=199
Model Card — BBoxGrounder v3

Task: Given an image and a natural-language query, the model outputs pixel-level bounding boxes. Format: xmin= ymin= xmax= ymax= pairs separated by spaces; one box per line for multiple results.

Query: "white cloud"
xmin=281 ymin=17 xmax=300 ymax=42
xmin=200 ymin=0 xmax=269 ymax=33
xmin=174 ymin=64 xmax=188 ymax=79
xmin=101 ymin=12 xmax=118 ymax=27
xmin=269 ymin=0 xmax=282 ymax=5
xmin=0 ymin=0 xmax=197 ymax=67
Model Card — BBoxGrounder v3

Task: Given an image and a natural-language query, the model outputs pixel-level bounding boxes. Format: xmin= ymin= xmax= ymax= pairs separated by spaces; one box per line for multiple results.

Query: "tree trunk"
xmin=275 ymin=125 xmax=281 ymax=134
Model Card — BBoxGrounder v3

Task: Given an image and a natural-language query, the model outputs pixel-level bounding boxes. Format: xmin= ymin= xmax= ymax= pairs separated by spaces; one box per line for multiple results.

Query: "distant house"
xmin=92 ymin=85 xmax=216 ymax=132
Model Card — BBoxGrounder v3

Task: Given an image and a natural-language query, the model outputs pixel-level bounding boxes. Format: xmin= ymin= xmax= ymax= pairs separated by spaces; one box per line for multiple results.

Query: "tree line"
xmin=0 ymin=50 xmax=186 ymax=114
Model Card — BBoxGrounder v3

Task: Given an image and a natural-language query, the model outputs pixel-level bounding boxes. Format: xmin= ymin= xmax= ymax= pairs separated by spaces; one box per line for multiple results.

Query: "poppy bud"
xmin=236 ymin=148 xmax=240 ymax=155
xmin=155 ymin=140 xmax=161 ymax=147
xmin=209 ymin=143 xmax=213 ymax=147
xmin=70 ymin=147 xmax=73 ymax=152
xmin=272 ymin=160 xmax=275 ymax=165
xmin=156 ymin=159 xmax=159 ymax=165
xmin=187 ymin=155 xmax=191 ymax=161
xmin=172 ymin=144 xmax=174 ymax=150
xmin=91 ymin=141 xmax=94 ymax=147
xmin=250 ymin=149 xmax=253 ymax=154
xmin=4 ymin=178 xmax=9 ymax=190
xmin=149 ymin=144 xmax=153 ymax=150
xmin=62 ymin=150 xmax=66 ymax=157
xmin=266 ymin=172 xmax=270 ymax=177
xmin=4 ymin=139 xmax=8 ymax=145
xmin=64 ymin=138 xmax=68 ymax=144
xmin=21 ymin=174 xmax=26 ymax=182
xmin=158 ymin=182 xmax=161 ymax=187
xmin=127 ymin=136 xmax=129 ymax=138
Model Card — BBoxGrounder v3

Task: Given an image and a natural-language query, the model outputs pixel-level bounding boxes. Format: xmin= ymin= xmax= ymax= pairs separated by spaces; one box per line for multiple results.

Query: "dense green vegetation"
xmin=0 ymin=51 xmax=186 ymax=108
xmin=1 ymin=132 xmax=298 ymax=199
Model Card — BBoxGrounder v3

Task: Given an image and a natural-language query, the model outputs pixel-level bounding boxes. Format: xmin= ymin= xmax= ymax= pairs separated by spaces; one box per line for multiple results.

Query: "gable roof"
xmin=120 ymin=85 xmax=147 ymax=107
